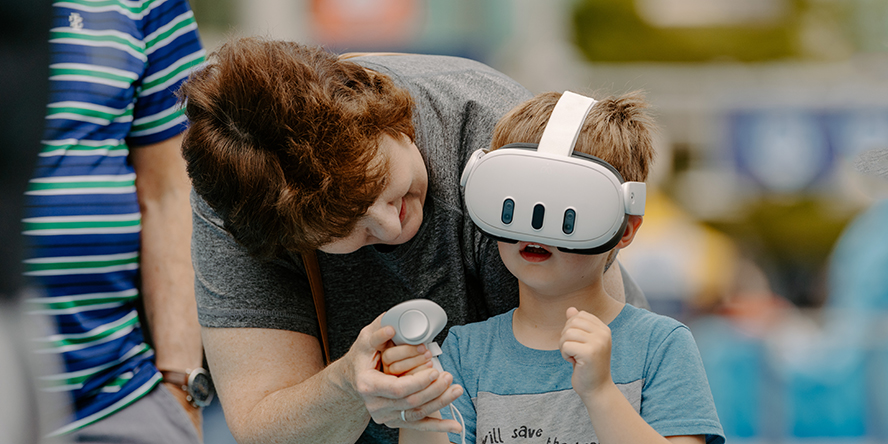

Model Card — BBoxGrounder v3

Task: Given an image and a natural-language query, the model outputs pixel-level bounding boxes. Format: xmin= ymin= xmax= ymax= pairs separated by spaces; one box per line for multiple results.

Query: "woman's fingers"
xmin=402 ymin=382 xmax=463 ymax=421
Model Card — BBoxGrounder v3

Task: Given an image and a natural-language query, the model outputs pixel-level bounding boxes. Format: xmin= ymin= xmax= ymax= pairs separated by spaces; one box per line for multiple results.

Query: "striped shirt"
xmin=22 ymin=0 xmax=204 ymax=435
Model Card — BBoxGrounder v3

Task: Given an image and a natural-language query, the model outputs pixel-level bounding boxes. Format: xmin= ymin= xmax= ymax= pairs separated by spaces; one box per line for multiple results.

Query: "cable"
xmin=449 ymin=403 xmax=466 ymax=444
xmin=429 ymin=342 xmax=466 ymax=444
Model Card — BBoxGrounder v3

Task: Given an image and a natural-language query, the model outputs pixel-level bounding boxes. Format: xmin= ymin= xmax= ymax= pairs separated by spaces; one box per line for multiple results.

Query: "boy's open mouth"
xmin=519 ymin=243 xmax=552 ymax=262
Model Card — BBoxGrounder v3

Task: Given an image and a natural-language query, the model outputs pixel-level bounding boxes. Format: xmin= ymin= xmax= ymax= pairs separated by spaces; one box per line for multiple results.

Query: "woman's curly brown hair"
xmin=178 ymin=37 xmax=415 ymax=258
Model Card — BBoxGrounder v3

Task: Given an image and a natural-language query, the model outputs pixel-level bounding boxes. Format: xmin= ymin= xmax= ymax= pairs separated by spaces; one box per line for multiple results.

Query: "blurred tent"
xmin=691 ymin=196 xmax=888 ymax=442
xmin=767 ymin=195 xmax=888 ymax=439
xmin=822 ymin=196 xmax=888 ymax=439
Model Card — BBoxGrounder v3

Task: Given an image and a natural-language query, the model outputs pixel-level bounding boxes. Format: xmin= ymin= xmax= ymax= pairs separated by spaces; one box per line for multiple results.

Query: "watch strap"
xmin=160 ymin=369 xmax=210 ymax=408
xmin=159 ymin=370 xmax=189 ymax=389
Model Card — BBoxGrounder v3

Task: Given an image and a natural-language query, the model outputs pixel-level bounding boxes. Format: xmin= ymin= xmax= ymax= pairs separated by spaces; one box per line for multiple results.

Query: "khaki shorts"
xmin=67 ymin=383 xmax=201 ymax=444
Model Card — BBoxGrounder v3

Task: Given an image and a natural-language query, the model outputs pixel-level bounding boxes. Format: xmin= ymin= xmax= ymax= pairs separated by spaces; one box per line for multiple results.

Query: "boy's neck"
xmin=512 ymin=282 xmax=625 ymax=350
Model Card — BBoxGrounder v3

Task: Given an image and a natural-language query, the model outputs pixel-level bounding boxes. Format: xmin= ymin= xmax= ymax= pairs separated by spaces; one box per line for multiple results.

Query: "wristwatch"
xmin=159 ymin=368 xmax=215 ymax=408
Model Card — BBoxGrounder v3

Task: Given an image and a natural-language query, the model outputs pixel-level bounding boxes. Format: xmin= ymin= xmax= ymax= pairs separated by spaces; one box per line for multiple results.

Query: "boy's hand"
xmin=381 ymin=343 xmax=434 ymax=376
xmin=560 ymin=307 xmax=614 ymax=401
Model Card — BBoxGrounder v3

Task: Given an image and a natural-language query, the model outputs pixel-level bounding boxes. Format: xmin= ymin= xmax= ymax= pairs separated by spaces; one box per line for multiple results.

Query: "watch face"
xmin=189 ymin=371 xmax=215 ymax=407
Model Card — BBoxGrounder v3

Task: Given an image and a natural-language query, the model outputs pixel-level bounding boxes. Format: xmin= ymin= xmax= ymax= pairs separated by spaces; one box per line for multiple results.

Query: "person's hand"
xmin=350 ymin=315 xmax=463 ymax=433
xmin=381 ymin=343 xmax=434 ymax=376
xmin=559 ymin=307 xmax=614 ymax=402
xmin=162 ymin=381 xmax=203 ymax=439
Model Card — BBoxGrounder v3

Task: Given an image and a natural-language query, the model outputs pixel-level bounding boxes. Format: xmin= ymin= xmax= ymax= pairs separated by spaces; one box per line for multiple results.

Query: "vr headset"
xmin=460 ymin=91 xmax=645 ymax=255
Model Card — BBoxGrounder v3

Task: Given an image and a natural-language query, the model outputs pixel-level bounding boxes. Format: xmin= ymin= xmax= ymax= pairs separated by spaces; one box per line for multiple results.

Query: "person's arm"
xmin=204 ymin=317 xmax=462 ymax=444
xmin=582 ymin=385 xmax=704 ymax=444
xmin=130 ymin=134 xmax=204 ymax=434
xmin=560 ymin=308 xmax=704 ymax=444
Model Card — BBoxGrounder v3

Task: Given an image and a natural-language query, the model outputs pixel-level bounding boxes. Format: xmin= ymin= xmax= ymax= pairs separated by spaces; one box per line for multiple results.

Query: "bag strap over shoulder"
xmin=302 ymin=250 xmax=331 ymax=366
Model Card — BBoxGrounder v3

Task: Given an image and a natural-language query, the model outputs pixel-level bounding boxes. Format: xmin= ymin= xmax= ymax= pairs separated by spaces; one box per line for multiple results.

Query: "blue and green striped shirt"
xmin=22 ymin=0 xmax=204 ymax=435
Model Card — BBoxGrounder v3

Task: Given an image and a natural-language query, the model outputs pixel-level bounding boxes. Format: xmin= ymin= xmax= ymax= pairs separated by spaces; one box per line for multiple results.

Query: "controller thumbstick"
xmin=399 ymin=310 xmax=429 ymax=343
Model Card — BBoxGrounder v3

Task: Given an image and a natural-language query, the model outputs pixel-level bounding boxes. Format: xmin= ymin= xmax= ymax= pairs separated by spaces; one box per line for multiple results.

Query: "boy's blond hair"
xmin=490 ymin=91 xmax=656 ymax=183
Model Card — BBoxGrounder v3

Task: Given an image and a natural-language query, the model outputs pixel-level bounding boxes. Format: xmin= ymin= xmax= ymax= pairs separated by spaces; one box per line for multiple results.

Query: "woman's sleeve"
xmin=191 ymin=191 xmax=321 ymax=336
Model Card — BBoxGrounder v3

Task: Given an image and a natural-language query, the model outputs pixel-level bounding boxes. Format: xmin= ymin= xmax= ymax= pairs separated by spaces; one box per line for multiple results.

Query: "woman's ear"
xmin=616 ymin=215 xmax=643 ymax=249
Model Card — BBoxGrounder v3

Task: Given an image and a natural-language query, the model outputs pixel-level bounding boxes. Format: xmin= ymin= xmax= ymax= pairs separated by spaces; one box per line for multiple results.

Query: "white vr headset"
xmin=460 ymin=91 xmax=646 ymax=255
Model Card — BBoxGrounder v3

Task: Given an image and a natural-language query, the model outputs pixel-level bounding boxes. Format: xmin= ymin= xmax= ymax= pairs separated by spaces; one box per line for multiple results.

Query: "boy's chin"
xmin=517 ymin=275 xmax=568 ymax=295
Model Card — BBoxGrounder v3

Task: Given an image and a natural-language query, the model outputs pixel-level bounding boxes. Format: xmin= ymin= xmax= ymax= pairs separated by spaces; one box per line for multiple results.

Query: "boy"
xmin=382 ymin=91 xmax=725 ymax=444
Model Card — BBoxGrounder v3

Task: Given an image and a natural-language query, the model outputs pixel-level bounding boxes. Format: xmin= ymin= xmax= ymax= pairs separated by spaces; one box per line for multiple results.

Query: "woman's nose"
xmin=366 ymin=201 xmax=401 ymax=242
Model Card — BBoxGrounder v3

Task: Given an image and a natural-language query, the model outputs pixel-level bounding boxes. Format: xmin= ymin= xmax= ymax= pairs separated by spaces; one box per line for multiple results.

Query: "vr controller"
xmin=460 ymin=91 xmax=646 ymax=254
xmin=380 ymin=299 xmax=448 ymax=372
xmin=381 ymin=299 xmax=466 ymax=443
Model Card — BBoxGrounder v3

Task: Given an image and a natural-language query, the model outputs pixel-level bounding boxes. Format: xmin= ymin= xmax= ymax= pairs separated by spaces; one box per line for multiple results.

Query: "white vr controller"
xmin=460 ymin=91 xmax=646 ymax=254
xmin=381 ymin=299 xmax=466 ymax=444
xmin=380 ymin=299 xmax=448 ymax=372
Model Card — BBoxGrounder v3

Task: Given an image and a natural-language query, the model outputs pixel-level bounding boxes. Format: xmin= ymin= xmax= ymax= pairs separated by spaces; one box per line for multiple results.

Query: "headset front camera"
xmin=562 ymin=209 xmax=576 ymax=234
xmin=501 ymin=199 xmax=514 ymax=224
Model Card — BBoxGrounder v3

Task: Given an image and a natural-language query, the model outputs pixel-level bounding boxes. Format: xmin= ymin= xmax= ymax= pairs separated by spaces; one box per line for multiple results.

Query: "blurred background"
xmin=4 ymin=0 xmax=887 ymax=443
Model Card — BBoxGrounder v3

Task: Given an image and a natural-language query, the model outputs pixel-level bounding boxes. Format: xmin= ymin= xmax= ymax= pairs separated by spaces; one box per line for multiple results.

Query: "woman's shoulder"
xmin=615 ymin=304 xmax=688 ymax=341
xmin=353 ymin=53 xmax=504 ymax=77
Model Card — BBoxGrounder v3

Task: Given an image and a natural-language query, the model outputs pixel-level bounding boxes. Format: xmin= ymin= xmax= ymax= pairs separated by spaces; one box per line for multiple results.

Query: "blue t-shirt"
xmin=439 ymin=304 xmax=725 ymax=444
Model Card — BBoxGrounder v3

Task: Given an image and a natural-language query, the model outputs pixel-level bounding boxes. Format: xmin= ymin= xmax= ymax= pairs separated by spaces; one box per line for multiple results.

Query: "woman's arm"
xmin=204 ymin=318 xmax=463 ymax=444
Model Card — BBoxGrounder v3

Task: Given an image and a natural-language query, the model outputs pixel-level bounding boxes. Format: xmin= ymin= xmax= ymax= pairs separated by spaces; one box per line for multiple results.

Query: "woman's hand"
xmin=351 ymin=316 xmax=463 ymax=433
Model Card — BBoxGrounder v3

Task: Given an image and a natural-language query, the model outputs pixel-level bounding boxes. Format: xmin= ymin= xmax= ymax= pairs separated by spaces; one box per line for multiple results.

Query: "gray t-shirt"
xmin=191 ymin=54 xmax=647 ymax=444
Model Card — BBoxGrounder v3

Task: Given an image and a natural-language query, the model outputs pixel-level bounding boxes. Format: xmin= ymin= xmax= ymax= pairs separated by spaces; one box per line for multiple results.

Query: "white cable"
xmin=449 ymin=403 xmax=466 ymax=444
xmin=418 ymin=340 xmax=466 ymax=444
